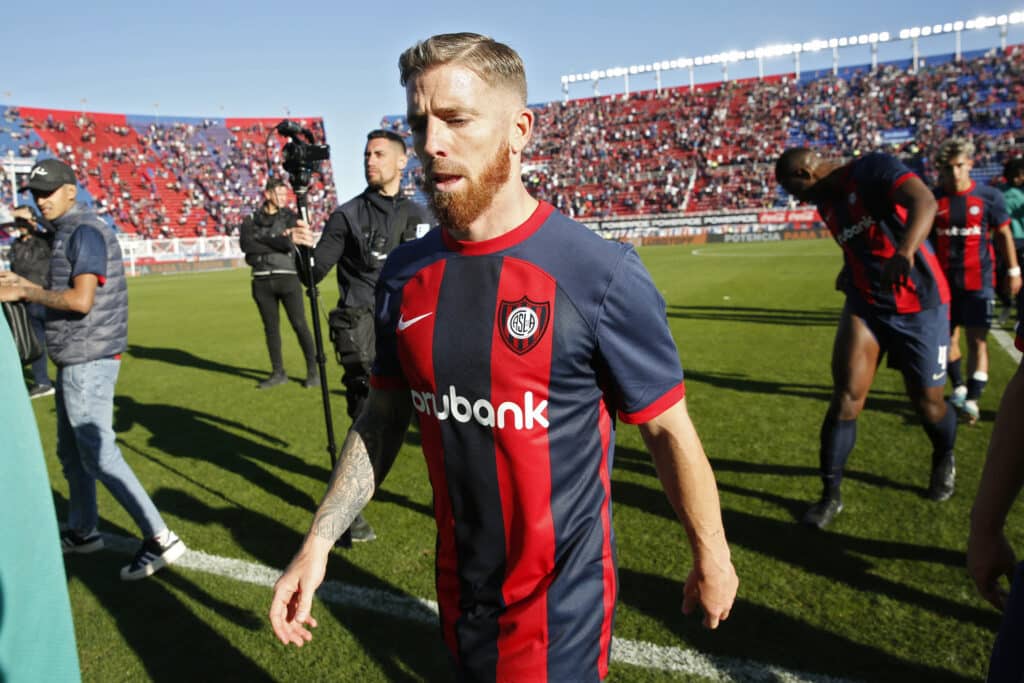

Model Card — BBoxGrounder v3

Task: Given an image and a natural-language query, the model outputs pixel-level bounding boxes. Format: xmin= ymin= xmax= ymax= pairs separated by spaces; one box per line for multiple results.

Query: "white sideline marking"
xmin=991 ymin=327 xmax=1022 ymax=364
xmin=99 ymin=533 xmax=856 ymax=682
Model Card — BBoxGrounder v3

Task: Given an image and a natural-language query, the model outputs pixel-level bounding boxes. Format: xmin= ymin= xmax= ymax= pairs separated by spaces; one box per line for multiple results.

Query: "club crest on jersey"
xmin=497 ymin=297 xmax=550 ymax=355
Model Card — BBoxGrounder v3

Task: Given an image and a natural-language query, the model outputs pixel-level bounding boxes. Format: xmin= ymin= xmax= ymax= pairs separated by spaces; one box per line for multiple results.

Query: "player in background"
xmin=776 ymin=148 xmax=957 ymax=529
xmin=931 ymin=138 xmax=1021 ymax=425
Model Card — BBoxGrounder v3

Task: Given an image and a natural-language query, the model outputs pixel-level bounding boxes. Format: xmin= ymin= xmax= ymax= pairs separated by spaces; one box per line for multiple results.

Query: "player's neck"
xmin=446 ymin=182 xmax=539 ymax=243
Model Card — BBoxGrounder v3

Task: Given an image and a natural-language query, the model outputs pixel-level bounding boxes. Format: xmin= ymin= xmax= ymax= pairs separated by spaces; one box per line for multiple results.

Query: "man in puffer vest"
xmin=0 ymin=159 xmax=186 ymax=580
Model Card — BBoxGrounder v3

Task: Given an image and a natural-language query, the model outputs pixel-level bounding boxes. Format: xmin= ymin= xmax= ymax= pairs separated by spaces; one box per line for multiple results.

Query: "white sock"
xmin=152 ymin=528 xmax=171 ymax=545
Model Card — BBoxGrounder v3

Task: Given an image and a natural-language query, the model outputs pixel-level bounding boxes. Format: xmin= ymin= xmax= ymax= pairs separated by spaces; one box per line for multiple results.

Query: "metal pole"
xmin=832 ymin=45 xmax=839 ymax=76
xmin=1001 ymin=25 xmax=1008 ymax=52
xmin=562 ymin=82 xmax=569 ymax=103
xmin=593 ymin=80 xmax=600 ymax=97
xmin=722 ymin=63 xmax=728 ymax=83
xmin=955 ymin=30 xmax=962 ymax=61
xmin=624 ymin=73 xmax=630 ymax=97
xmin=794 ymin=52 xmax=801 ymax=80
xmin=655 ymin=69 xmax=662 ymax=94
xmin=871 ymin=43 xmax=878 ymax=71
xmin=911 ymin=36 xmax=919 ymax=74
xmin=689 ymin=64 xmax=695 ymax=92
xmin=758 ymin=56 xmax=764 ymax=80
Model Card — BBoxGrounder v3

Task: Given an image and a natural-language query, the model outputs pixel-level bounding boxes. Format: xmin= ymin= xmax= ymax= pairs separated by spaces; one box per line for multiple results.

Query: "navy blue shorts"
xmin=848 ymin=300 xmax=951 ymax=388
xmin=950 ymin=290 xmax=994 ymax=330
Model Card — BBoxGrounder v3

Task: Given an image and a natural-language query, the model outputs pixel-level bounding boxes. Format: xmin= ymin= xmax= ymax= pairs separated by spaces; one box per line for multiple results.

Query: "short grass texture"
xmin=29 ymin=238 xmax=1022 ymax=682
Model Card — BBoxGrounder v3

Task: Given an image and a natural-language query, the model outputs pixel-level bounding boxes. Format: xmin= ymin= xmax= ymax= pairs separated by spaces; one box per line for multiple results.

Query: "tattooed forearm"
xmin=311 ymin=432 xmax=376 ymax=541
xmin=308 ymin=388 xmax=412 ymax=542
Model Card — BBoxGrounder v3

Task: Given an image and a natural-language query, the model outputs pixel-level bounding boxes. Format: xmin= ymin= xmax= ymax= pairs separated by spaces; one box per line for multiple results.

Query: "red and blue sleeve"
xmin=596 ymin=247 xmax=685 ymax=424
xmin=66 ymin=225 xmax=108 ymax=285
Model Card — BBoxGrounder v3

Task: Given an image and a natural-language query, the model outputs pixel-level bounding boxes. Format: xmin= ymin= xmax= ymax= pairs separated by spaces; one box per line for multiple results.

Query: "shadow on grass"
xmin=114 ymin=396 xmax=326 ymax=510
xmin=667 ymin=304 xmax=841 ymax=328
xmin=50 ymin=492 xmax=274 ymax=682
xmin=127 ymin=343 xmax=266 ymax=382
xmin=613 ymin=467 xmax=995 ymax=633
xmin=151 ymin=487 xmax=450 ymax=680
xmin=617 ymin=568 xmax=981 ymax=683
xmin=616 ymin=447 xmax=928 ymax=499
xmin=683 ymin=368 xmax=917 ymax=419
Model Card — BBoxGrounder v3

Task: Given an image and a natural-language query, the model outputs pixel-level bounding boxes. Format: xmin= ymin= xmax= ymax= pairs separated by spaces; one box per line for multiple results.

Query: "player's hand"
xmin=967 ymin=527 xmax=1016 ymax=611
xmin=881 ymin=253 xmax=913 ymax=290
xmin=681 ymin=557 xmax=738 ymax=629
xmin=0 ymin=285 xmax=24 ymax=302
xmin=286 ymin=220 xmax=315 ymax=247
xmin=1008 ymin=274 xmax=1022 ymax=298
xmin=269 ymin=544 xmax=329 ymax=646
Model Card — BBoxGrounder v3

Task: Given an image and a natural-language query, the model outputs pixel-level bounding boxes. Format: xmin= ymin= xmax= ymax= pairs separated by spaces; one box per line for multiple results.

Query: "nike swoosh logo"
xmin=932 ymin=371 xmax=946 ymax=380
xmin=397 ymin=312 xmax=432 ymax=331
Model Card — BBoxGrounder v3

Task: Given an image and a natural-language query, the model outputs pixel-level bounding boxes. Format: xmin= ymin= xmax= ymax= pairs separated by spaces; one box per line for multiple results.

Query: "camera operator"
xmin=240 ymin=178 xmax=318 ymax=390
xmin=8 ymin=205 xmax=54 ymax=398
xmin=288 ymin=129 xmax=431 ymax=542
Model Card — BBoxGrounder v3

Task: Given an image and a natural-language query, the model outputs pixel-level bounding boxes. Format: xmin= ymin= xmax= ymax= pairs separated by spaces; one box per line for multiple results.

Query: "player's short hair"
xmin=398 ymin=33 xmax=528 ymax=106
xmin=775 ymin=147 xmax=816 ymax=180
xmin=936 ymin=137 xmax=975 ymax=166
xmin=366 ymin=129 xmax=407 ymax=153
xmin=1004 ymin=156 xmax=1024 ymax=181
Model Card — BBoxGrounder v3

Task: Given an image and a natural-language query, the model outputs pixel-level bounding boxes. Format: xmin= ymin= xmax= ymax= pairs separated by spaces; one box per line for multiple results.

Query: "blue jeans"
xmin=56 ymin=358 xmax=165 ymax=538
xmin=989 ymin=561 xmax=1024 ymax=682
xmin=27 ymin=303 xmax=51 ymax=388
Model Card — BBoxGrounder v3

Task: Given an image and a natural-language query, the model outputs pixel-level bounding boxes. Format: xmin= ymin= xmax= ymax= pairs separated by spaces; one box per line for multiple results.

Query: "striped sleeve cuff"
xmin=618 ymin=382 xmax=686 ymax=424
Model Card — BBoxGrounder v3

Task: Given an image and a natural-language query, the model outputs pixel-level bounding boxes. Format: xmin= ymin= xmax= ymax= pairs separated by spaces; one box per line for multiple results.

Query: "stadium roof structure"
xmin=560 ymin=9 xmax=1024 ymax=97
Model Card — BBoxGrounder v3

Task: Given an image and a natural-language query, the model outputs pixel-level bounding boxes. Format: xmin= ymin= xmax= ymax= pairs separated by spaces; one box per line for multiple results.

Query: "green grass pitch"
xmin=28 ymin=237 xmax=1021 ymax=682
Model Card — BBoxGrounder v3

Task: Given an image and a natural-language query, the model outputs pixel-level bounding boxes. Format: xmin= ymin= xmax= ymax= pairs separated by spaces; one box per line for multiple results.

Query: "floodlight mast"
xmin=560 ymin=9 xmax=1024 ymax=97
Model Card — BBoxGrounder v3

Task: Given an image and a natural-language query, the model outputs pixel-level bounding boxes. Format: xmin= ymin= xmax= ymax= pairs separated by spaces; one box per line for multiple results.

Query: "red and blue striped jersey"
xmin=931 ymin=181 xmax=1010 ymax=294
xmin=371 ymin=201 xmax=685 ymax=681
xmin=816 ymin=153 xmax=949 ymax=314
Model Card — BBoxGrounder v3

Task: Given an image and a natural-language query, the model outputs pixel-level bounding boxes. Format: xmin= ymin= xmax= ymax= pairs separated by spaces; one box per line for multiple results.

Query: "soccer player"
xmin=775 ymin=148 xmax=957 ymax=529
xmin=931 ymin=138 xmax=1021 ymax=424
xmin=270 ymin=33 xmax=738 ymax=681
xmin=967 ymin=291 xmax=1024 ymax=682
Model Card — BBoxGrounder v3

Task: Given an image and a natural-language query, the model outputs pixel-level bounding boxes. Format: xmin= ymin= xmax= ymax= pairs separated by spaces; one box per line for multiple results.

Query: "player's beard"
xmin=426 ymin=143 xmax=510 ymax=233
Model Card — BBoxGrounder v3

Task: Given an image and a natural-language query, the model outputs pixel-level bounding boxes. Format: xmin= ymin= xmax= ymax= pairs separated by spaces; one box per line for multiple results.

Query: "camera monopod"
xmin=272 ymin=119 xmax=352 ymax=547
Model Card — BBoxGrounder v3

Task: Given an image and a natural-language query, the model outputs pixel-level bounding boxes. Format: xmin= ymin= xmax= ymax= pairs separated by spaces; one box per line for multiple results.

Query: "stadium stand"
xmin=2 ymin=44 xmax=1023 ymax=236
xmin=386 ymin=45 xmax=1024 ymax=219
xmin=1 ymin=107 xmax=335 ymax=238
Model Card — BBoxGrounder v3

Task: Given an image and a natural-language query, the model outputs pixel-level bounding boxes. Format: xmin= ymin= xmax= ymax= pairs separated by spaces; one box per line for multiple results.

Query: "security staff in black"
xmin=240 ymin=178 xmax=318 ymax=389
xmin=290 ymin=129 xmax=431 ymax=543
xmin=9 ymin=206 xmax=54 ymax=396
xmin=297 ymin=129 xmax=431 ymax=418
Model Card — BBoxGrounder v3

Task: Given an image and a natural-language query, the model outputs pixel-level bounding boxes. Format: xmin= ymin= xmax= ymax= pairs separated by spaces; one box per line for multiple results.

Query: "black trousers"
xmin=251 ymin=274 xmax=316 ymax=374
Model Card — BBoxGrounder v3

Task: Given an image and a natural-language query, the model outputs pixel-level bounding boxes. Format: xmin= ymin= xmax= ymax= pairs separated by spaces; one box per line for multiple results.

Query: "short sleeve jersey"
xmin=932 ymin=181 xmax=1010 ymax=295
xmin=817 ymin=153 xmax=949 ymax=314
xmin=66 ymin=225 xmax=109 ymax=285
xmin=371 ymin=201 xmax=685 ymax=682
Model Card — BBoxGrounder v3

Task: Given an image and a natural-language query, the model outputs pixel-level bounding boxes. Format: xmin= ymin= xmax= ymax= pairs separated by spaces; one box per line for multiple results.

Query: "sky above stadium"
xmin=4 ymin=0 xmax=1017 ymax=198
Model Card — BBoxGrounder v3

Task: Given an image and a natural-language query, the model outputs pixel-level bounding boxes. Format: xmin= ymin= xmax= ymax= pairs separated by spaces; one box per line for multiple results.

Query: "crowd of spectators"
xmin=4 ymin=46 xmax=1024 ymax=234
xmin=517 ymin=46 xmax=1024 ymax=219
xmin=2 ymin=109 xmax=335 ymax=239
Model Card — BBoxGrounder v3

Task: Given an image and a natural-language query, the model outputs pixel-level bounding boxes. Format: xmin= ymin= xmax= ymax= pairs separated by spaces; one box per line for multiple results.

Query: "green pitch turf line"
xmin=95 ymin=533 xmax=857 ymax=682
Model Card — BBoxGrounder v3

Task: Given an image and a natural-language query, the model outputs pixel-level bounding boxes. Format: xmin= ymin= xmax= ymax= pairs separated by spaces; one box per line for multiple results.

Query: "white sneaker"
xmin=120 ymin=532 xmax=186 ymax=581
xmin=962 ymin=400 xmax=980 ymax=426
xmin=950 ymin=385 xmax=967 ymax=410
